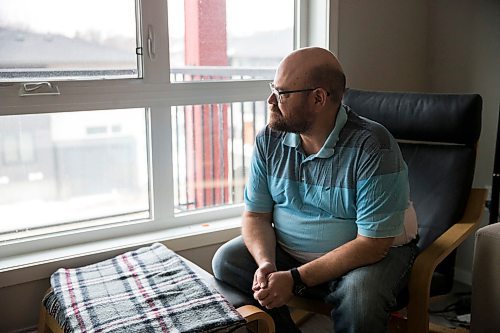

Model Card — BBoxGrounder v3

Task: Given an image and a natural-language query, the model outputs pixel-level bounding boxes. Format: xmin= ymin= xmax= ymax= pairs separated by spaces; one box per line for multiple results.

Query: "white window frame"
xmin=0 ymin=0 xmax=331 ymax=271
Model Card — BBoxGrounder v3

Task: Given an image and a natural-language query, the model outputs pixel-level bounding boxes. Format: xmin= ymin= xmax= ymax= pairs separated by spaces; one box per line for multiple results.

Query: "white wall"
xmin=334 ymin=0 xmax=500 ymax=284
xmin=336 ymin=0 xmax=429 ymax=92
xmin=428 ymin=0 xmax=500 ymax=190
xmin=427 ymin=0 xmax=500 ymax=282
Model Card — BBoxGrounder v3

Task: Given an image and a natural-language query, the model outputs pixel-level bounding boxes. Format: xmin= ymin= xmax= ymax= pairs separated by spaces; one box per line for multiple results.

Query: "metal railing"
xmin=170 ymin=67 xmax=272 ymax=213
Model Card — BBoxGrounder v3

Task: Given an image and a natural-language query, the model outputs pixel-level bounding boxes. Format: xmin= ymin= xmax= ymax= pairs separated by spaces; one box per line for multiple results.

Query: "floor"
xmin=298 ymin=311 xmax=471 ymax=333
xmin=297 ymin=281 xmax=472 ymax=333
xmin=427 ymin=281 xmax=472 ymax=332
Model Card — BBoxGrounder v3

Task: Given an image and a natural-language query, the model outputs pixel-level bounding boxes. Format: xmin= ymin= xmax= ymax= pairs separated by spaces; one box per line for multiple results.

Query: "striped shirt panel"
xmin=244 ymin=106 xmax=409 ymax=255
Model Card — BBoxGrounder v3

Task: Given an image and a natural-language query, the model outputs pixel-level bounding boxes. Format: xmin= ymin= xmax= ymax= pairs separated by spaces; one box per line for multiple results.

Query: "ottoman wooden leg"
xmin=38 ymin=289 xmax=64 ymax=333
xmin=37 ymin=302 xmax=51 ymax=333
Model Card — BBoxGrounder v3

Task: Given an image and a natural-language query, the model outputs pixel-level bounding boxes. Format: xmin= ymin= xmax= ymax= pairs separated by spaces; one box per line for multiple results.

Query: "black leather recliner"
xmin=284 ymin=89 xmax=486 ymax=333
xmin=344 ymin=89 xmax=481 ymax=295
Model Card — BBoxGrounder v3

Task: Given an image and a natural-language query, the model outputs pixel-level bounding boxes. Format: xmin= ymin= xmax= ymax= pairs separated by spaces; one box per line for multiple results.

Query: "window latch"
xmin=147 ymin=25 xmax=156 ymax=60
xmin=19 ymin=82 xmax=60 ymax=97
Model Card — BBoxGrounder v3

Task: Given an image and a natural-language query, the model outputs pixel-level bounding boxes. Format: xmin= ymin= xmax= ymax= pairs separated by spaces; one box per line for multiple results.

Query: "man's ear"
xmin=313 ymin=88 xmax=328 ymax=106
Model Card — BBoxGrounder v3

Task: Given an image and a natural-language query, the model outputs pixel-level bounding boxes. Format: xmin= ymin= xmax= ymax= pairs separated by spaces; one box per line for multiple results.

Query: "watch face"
xmin=294 ymin=283 xmax=307 ymax=296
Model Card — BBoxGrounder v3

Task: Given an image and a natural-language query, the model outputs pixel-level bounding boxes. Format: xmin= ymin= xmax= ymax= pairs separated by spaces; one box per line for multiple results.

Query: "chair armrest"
xmin=237 ymin=304 xmax=275 ymax=333
xmin=406 ymin=188 xmax=487 ymax=333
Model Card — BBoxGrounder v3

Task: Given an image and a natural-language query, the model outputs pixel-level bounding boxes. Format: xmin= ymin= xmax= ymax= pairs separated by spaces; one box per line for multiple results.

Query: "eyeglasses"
xmin=269 ymin=82 xmax=330 ymax=103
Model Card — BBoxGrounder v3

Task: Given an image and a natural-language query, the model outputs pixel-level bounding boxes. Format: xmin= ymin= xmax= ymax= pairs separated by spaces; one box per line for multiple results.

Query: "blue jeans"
xmin=212 ymin=236 xmax=418 ymax=333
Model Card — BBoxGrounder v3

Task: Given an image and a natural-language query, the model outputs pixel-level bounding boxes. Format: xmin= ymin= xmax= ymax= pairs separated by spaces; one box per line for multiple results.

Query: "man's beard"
xmin=268 ymin=105 xmax=311 ymax=133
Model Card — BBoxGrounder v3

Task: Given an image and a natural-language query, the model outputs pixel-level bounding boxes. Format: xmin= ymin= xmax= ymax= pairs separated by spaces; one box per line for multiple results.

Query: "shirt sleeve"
xmin=355 ymin=142 xmax=409 ymax=238
xmin=244 ymin=134 xmax=274 ymax=213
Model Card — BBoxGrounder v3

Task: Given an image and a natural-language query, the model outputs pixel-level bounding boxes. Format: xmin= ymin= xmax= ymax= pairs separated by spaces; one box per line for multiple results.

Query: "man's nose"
xmin=267 ymin=92 xmax=278 ymax=105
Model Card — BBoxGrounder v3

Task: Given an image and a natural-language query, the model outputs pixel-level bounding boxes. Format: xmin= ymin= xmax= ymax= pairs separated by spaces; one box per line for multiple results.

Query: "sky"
xmin=0 ymin=0 xmax=293 ymax=39
xmin=0 ymin=0 xmax=136 ymax=39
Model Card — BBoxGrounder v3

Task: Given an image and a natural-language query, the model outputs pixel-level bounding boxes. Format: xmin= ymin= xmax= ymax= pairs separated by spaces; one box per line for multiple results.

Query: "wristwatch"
xmin=290 ymin=267 xmax=307 ymax=296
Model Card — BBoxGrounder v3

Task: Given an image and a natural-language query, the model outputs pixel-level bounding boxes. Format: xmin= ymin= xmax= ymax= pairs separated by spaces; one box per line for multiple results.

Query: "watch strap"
xmin=290 ymin=267 xmax=307 ymax=296
xmin=290 ymin=267 xmax=303 ymax=284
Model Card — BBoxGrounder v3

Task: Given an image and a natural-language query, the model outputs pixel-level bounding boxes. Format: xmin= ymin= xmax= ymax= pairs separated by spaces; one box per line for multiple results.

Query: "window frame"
xmin=0 ymin=0 xmax=331 ymax=264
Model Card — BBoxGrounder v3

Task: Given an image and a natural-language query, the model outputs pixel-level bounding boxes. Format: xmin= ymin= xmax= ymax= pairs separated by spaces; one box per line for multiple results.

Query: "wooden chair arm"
xmin=237 ymin=304 xmax=275 ymax=333
xmin=406 ymin=188 xmax=487 ymax=333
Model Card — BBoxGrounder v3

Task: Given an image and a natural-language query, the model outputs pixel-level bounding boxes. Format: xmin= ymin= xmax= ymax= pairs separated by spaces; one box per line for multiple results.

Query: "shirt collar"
xmin=283 ymin=104 xmax=348 ymax=159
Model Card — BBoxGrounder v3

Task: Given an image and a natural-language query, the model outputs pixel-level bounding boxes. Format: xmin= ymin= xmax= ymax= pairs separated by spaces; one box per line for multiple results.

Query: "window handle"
xmin=147 ymin=25 xmax=156 ymax=60
xmin=19 ymin=82 xmax=60 ymax=96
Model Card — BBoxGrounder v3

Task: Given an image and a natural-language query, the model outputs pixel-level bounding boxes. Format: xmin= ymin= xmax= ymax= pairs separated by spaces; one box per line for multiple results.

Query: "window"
xmin=168 ymin=0 xmax=294 ymax=82
xmin=0 ymin=0 xmax=330 ymax=258
xmin=1 ymin=132 xmax=35 ymax=165
xmin=0 ymin=0 xmax=138 ymax=81
xmin=0 ymin=110 xmax=149 ymax=240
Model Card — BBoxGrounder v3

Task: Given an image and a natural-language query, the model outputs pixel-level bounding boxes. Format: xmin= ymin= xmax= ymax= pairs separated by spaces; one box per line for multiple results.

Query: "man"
xmin=212 ymin=47 xmax=418 ymax=333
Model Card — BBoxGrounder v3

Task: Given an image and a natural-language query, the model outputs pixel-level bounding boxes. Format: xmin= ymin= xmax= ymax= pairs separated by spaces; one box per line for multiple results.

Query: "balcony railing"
xmin=170 ymin=67 xmax=273 ymax=213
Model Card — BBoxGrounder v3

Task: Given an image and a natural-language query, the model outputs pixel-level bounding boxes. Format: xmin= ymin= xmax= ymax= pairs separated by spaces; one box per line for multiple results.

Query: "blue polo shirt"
xmin=244 ymin=105 xmax=409 ymax=260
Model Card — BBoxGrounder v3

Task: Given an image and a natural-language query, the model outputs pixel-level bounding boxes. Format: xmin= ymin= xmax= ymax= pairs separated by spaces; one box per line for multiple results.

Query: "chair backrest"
xmin=343 ymin=89 xmax=482 ymax=292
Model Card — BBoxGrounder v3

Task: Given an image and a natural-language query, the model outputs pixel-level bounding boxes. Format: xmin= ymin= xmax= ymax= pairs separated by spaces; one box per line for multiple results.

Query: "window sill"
xmin=0 ymin=218 xmax=241 ymax=288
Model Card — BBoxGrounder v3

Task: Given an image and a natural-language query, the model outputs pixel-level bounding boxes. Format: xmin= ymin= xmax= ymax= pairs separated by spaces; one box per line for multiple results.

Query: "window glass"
xmin=0 ymin=0 xmax=138 ymax=81
xmin=172 ymin=101 xmax=267 ymax=213
xmin=0 ymin=109 xmax=149 ymax=240
xmin=0 ymin=0 xmax=304 ymax=248
xmin=1 ymin=132 xmax=35 ymax=164
xmin=168 ymin=0 xmax=294 ymax=82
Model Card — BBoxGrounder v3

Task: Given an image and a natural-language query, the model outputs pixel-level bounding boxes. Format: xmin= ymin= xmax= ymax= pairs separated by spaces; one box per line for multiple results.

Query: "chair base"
xmin=288 ymin=309 xmax=469 ymax=333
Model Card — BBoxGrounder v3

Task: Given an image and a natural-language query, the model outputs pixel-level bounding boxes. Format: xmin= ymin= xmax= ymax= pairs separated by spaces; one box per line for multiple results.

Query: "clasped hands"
xmin=252 ymin=262 xmax=294 ymax=309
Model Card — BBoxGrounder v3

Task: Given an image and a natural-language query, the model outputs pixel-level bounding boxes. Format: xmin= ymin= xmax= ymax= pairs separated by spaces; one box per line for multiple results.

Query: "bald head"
xmin=276 ymin=47 xmax=346 ymax=103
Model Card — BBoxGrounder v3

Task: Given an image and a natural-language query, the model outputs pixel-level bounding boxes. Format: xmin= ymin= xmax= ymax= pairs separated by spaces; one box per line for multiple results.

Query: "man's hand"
xmin=253 ymin=270 xmax=294 ymax=309
xmin=252 ymin=262 xmax=276 ymax=291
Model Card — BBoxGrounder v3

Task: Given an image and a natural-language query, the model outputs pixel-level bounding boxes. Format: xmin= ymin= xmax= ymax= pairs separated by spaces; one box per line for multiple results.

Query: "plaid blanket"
xmin=48 ymin=243 xmax=246 ymax=333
